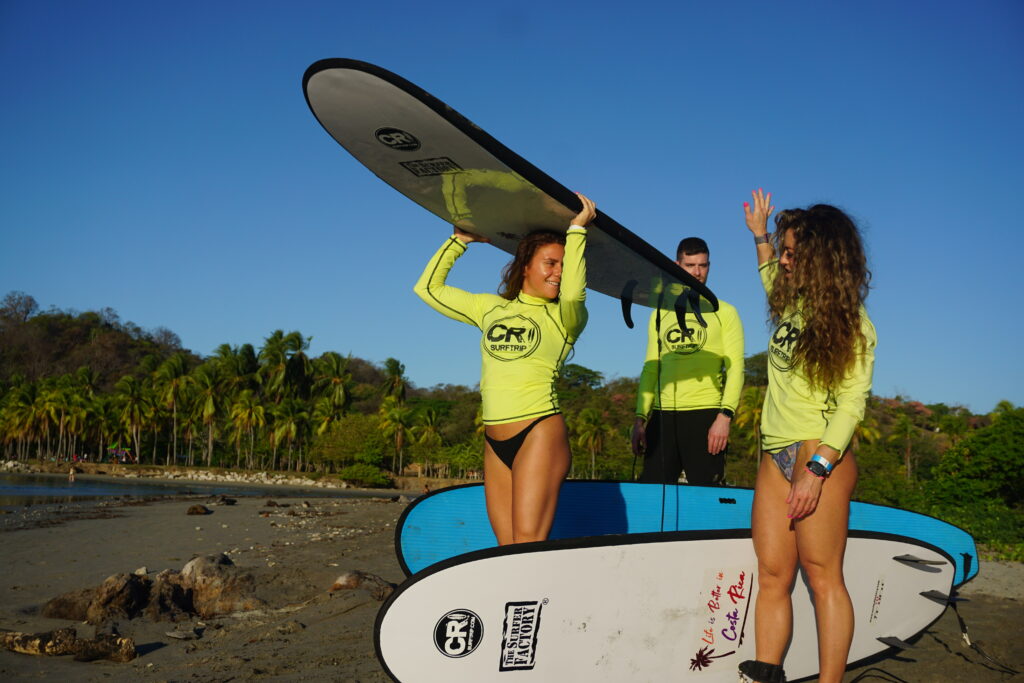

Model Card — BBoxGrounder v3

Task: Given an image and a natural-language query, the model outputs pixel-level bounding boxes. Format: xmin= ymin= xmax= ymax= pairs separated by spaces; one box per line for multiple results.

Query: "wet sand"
xmin=0 ymin=493 xmax=1021 ymax=682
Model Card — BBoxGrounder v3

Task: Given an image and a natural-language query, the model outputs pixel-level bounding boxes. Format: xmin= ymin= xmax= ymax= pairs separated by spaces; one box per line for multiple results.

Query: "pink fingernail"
xmin=758 ymin=188 xmax=763 ymax=192
xmin=743 ymin=202 xmax=749 ymax=207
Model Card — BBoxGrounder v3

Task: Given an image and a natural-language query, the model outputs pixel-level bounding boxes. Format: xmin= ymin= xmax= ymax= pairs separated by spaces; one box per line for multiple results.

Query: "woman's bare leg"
xmin=482 ymin=442 xmax=513 ymax=546
xmin=483 ymin=416 xmax=570 ymax=545
xmin=509 ymin=415 xmax=571 ymax=543
xmin=751 ymin=452 xmax=799 ymax=666
xmin=794 ymin=443 xmax=858 ymax=683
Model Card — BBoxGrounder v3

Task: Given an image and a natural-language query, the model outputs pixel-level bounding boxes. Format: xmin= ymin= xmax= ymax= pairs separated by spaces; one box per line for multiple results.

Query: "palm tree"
xmin=734 ymin=385 xmax=766 ymax=462
xmin=115 ymin=375 xmax=150 ymax=464
xmin=413 ymin=408 xmax=444 ymax=477
xmin=379 ymin=396 xmax=414 ymax=474
xmin=272 ymin=398 xmax=309 ymax=471
xmin=311 ymin=396 xmax=343 ymax=437
xmin=258 ymin=330 xmax=289 ymax=402
xmin=851 ymin=399 xmax=882 ymax=451
xmin=190 ymin=363 xmax=223 ymax=467
xmin=283 ymin=331 xmax=313 ymax=400
xmin=215 ymin=343 xmax=258 ymax=397
xmin=381 ymin=358 xmax=408 ymax=404
xmin=888 ymin=414 xmax=918 ymax=480
xmin=574 ymin=407 xmax=614 ymax=479
xmin=155 ymin=353 xmax=189 ymax=466
xmin=313 ymin=352 xmax=353 ymax=414
xmin=229 ymin=389 xmax=265 ymax=469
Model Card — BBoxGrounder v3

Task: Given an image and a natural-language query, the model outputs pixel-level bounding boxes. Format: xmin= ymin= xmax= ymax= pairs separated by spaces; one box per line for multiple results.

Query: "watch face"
xmin=807 ymin=461 xmax=827 ymax=477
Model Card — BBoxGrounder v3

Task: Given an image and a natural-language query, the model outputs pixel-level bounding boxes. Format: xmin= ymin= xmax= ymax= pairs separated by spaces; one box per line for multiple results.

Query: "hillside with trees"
xmin=1 ymin=291 xmax=1020 ymax=558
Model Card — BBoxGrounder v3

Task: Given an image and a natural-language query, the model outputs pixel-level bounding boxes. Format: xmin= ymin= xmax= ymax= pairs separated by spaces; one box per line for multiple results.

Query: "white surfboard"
xmin=375 ymin=530 xmax=954 ymax=682
xmin=303 ymin=59 xmax=719 ymax=327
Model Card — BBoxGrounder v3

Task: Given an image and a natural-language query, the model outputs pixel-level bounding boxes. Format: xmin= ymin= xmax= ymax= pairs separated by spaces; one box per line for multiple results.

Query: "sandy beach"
xmin=1 ymin=484 xmax=1021 ymax=682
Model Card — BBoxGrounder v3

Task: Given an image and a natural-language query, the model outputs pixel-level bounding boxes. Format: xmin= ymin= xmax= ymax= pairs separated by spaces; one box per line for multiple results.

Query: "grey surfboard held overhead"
xmin=302 ymin=58 xmax=718 ymax=327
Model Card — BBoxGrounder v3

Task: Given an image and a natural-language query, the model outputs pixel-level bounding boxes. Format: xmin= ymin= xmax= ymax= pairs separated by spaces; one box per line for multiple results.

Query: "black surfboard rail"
xmin=302 ymin=58 xmax=719 ymax=319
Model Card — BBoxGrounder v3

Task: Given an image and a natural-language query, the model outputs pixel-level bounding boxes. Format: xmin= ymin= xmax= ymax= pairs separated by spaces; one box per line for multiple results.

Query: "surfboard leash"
xmin=847 ymin=667 xmax=910 ymax=682
xmin=948 ymin=591 xmax=1020 ymax=675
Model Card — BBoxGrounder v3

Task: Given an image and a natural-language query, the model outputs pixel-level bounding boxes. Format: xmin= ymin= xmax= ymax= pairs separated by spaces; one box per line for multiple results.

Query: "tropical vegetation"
xmin=1 ymin=291 xmax=1020 ymax=559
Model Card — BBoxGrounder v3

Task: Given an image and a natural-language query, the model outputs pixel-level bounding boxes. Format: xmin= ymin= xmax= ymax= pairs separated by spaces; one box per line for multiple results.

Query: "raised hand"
xmin=743 ymin=188 xmax=775 ymax=236
xmin=453 ymin=226 xmax=489 ymax=244
xmin=572 ymin=193 xmax=597 ymax=227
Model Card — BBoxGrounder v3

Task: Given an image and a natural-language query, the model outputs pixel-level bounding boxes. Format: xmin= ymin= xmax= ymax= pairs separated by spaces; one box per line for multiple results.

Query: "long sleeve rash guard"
xmin=758 ymin=259 xmax=876 ymax=453
xmin=414 ymin=228 xmax=588 ymax=425
xmin=634 ymin=300 xmax=745 ymax=418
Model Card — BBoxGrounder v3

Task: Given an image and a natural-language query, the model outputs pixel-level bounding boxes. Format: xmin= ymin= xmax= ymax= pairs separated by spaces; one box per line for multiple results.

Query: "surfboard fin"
xmin=620 ymin=280 xmax=638 ymax=329
xmin=877 ymin=636 xmax=915 ymax=650
xmin=673 ymin=289 xmax=707 ymax=336
xmin=919 ymin=589 xmax=958 ymax=605
xmin=892 ymin=554 xmax=946 ymax=566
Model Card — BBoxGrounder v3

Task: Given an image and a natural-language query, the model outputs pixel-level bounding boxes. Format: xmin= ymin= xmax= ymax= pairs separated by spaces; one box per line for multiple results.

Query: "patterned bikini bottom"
xmin=768 ymin=441 xmax=804 ymax=482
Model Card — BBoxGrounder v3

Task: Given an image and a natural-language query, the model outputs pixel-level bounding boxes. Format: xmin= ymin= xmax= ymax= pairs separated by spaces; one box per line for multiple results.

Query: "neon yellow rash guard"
xmin=634 ymin=300 xmax=745 ymax=418
xmin=758 ymin=259 xmax=877 ymax=453
xmin=413 ymin=228 xmax=588 ymax=425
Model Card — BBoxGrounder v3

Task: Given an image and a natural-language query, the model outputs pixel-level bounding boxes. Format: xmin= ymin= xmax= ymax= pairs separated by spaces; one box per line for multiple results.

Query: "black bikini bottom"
xmin=485 ymin=413 xmax=559 ymax=469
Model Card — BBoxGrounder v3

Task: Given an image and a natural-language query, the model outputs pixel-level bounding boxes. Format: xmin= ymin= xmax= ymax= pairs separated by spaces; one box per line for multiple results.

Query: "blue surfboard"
xmin=396 ymin=481 xmax=978 ymax=586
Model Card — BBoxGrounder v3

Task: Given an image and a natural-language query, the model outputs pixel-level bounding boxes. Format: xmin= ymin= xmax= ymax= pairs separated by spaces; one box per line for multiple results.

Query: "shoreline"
xmin=3 ymin=459 xmax=471 ymax=495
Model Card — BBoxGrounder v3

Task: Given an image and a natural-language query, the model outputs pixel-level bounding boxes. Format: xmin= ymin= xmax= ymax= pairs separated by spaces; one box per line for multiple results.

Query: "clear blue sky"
xmin=2 ymin=1 xmax=1022 ymax=413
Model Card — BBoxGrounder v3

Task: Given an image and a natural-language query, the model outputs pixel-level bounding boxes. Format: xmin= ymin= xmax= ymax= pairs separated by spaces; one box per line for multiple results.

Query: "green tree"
xmin=888 ymin=414 xmax=918 ymax=480
xmin=381 ymin=358 xmax=408 ymax=404
xmin=115 ymin=374 xmax=150 ymax=463
xmin=155 ymin=353 xmax=189 ymax=465
xmin=574 ymin=407 xmax=614 ymax=479
xmin=379 ymin=396 xmax=414 ymax=473
xmin=229 ymin=389 xmax=265 ymax=469
xmin=929 ymin=408 xmax=1024 ymax=506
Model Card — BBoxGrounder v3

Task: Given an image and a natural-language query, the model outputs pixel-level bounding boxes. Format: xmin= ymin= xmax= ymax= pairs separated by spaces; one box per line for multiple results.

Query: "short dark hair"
xmin=676 ymin=237 xmax=709 ymax=260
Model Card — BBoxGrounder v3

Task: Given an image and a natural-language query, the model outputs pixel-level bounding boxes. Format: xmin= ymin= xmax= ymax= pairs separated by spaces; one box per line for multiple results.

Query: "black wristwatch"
xmin=806 ymin=460 xmax=829 ymax=478
xmin=719 ymin=408 xmax=734 ymax=419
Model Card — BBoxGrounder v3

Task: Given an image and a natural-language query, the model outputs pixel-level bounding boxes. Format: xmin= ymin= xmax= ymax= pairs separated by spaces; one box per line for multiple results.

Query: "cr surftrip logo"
xmin=661 ymin=321 xmax=707 ymax=355
xmin=768 ymin=313 xmax=801 ymax=371
xmin=433 ymin=609 xmax=482 ymax=658
xmin=499 ymin=599 xmax=545 ymax=671
xmin=483 ymin=315 xmax=541 ymax=361
xmin=374 ymin=127 xmax=420 ymax=151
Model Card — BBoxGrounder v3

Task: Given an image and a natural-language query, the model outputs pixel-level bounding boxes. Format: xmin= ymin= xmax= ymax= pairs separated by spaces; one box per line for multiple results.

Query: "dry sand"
xmin=0 ymin=489 xmax=1021 ymax=682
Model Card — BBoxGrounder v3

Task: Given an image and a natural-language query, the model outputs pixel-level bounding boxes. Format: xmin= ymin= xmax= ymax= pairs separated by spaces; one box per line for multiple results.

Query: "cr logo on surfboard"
xmin=433 ymin=609 xmax=482 ymax=658
xmin=483 ymin=315 xmax=541 ymax=361
xmin=374 ymin=127 xmax=420 ymax=151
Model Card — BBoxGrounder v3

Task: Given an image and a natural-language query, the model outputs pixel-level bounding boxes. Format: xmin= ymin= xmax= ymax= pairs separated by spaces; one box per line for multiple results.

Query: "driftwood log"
xmin=41 ymin=553 xmax=264 ymax=624
xmin=0 ymin=627 xmax=136 ymax=662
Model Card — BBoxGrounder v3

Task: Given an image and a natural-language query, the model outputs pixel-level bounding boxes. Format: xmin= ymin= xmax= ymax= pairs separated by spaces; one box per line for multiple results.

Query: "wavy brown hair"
xmin=498 ymin=230 xmax=565 ymax=300
xmin=769 ymin=204 xmax=871 ymax=390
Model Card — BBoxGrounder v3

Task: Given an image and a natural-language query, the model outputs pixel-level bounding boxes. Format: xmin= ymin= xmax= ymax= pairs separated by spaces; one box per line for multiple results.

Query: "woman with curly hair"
xmin=414 ymin=194 xmax=596 ymax=545
xmin=738 ymin=189 xmax=876 ymax=683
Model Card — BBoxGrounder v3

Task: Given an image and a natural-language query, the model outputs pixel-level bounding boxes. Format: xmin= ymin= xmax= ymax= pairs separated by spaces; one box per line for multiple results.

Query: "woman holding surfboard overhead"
xmin=414 ymin=194 xmax=596 ymax=545
xmin=740 ymin=189 xmax=876 ymax=683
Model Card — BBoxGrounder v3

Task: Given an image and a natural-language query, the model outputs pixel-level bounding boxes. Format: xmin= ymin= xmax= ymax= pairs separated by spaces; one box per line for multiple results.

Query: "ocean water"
xmin=0 ymin=471 xmax=383 ymax=509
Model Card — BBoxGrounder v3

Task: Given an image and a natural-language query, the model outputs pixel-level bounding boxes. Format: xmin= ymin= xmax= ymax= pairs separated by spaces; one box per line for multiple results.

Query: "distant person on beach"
xmin=738 ymin=189 xmax=876 ymax=683
xmin=68 ymin=467 xmax=75 ymax=483
xmin=414 ymin=194 xmax=596 ymax=545
xmin=631 ymin=236 xmax=744 ymax=485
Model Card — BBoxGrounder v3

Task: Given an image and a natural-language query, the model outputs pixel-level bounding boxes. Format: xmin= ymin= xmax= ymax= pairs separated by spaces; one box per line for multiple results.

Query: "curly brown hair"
xmin=768 ymin=204 xmax=871 ymax=390
xmin=498 ymin=230 xmax=565 ymax=300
